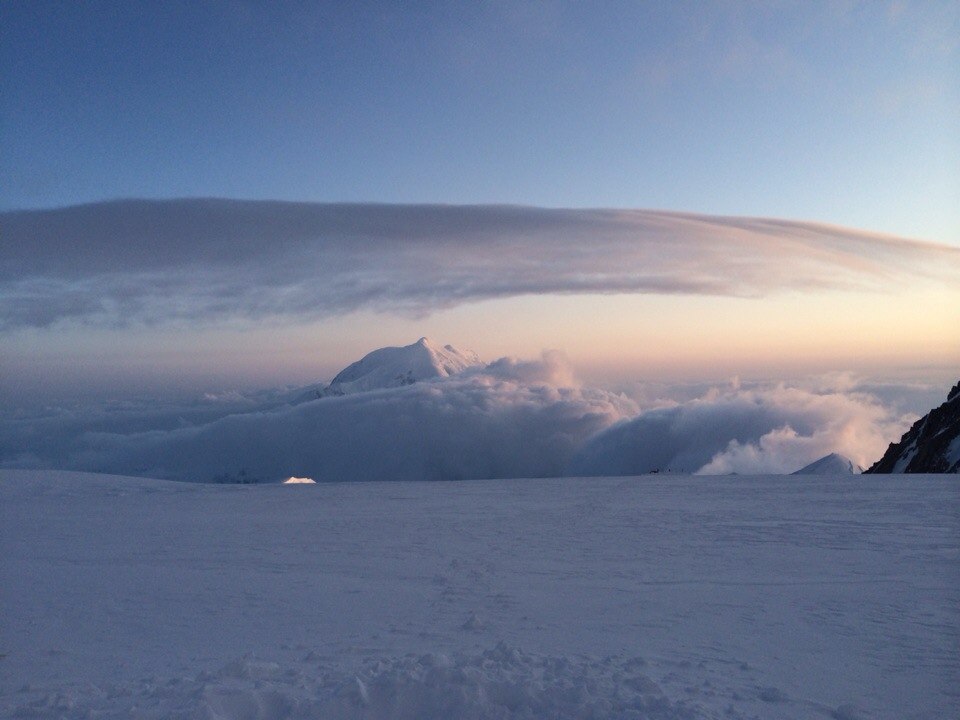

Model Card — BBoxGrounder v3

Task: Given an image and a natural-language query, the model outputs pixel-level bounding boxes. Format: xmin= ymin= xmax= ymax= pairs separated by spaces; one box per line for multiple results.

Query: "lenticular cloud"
xmin=3 ymin=199 xmax=958 ymax=330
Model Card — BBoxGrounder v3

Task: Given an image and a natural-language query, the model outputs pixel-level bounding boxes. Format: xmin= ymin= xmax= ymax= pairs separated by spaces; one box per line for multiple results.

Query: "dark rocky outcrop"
xmin=865 ymin=381 xmax=960 ymax=473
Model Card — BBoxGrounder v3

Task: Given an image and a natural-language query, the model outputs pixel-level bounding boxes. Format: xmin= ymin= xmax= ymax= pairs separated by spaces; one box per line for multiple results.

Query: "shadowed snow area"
xmin=2 ymin=469 xmax=958 ymax=719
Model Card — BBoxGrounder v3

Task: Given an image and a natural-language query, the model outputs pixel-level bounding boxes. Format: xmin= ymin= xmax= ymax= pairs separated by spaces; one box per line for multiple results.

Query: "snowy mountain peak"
xmin=294 ymin=339 xmax=483 ymax=402
xmin=791 ymin=453 xmax=863 ymax=475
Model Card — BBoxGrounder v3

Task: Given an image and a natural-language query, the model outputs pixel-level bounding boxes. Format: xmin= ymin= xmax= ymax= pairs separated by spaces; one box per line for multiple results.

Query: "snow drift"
xmin=8 ymin=646 xmax=697 ymax=720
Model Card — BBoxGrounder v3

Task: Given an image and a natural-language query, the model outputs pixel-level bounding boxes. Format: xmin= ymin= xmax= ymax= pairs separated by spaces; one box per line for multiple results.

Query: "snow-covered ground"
xmin=1 ymin=470 xmax=957 ymax=719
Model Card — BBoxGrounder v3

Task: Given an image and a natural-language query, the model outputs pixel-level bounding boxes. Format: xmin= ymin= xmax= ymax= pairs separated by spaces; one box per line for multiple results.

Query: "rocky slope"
xmin=865 ymin=380 xmax=960 ymax=473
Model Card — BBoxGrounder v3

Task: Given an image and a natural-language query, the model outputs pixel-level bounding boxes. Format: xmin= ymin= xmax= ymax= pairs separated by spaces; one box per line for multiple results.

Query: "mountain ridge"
xmin=865 ymin=380 xmax=960 ymax=473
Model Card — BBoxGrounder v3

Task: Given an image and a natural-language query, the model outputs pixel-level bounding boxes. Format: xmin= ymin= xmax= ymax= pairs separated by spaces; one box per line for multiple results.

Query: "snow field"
xmin=1 ymin=470 xmax=958 ymax=719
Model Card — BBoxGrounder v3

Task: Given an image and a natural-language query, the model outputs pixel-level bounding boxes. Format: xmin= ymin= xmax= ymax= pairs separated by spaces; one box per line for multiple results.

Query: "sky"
xmin=1 ymin=1 xmax=959 ymax=411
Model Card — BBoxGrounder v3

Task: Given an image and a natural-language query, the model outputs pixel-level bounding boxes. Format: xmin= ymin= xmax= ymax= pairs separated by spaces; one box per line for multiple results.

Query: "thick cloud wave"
xmin=73 ymin=362 xmax=637 ymax=483
xmin=56 ymin=374 xmax=915 ymax=482
xmin=3 ymin=199 xmax=958 ymax=330
xmin=570 ymin=384 xmax=912 ymax=476
xmin=1 ymin=346 xmax=924 ymax=480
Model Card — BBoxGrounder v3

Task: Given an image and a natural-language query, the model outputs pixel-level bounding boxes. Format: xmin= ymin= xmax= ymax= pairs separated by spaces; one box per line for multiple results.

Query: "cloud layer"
xmin=72 ymin=359 xmax=636 ymax=483
xmin=570 ymin=384 xmax=911 ymax=476
xmin=3 ymin=199 xmax=958 ymax=330
xmin=0 ymin=354 xmax=916 ymax=481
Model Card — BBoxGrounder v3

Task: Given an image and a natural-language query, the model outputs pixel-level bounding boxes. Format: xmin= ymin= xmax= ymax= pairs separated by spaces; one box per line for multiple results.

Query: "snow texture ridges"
xmin=5 ymin=646 xmax=707 ymax=720
xmin=3 ymin=469 xmax=956 ymax=719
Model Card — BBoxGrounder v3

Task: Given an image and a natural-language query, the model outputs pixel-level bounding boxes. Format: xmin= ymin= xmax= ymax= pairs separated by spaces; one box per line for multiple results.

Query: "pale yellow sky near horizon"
xmin=5 ymin=282 xmax=958 ymax=405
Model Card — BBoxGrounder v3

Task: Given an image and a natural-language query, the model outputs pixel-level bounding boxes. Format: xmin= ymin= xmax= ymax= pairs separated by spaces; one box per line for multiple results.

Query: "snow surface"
xmin=791 ymin=453 xmax=863 ymax=475
xmin=2 ymin=469 xmax=958 ymax=719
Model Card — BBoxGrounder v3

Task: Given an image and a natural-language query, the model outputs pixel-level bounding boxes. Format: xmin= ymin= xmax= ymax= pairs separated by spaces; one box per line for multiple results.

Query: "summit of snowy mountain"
xmin=791 ymin=453 xmax=863 ymax=475
xmin=293 ymin=338 xmax=483 ymax=402
xmin=865 ymin=380 xmax=960 ymax=474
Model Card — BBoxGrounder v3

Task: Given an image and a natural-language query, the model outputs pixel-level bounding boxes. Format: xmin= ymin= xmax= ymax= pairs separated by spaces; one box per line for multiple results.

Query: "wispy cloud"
xmin=3 ymin=199 xmax=958 ymax=331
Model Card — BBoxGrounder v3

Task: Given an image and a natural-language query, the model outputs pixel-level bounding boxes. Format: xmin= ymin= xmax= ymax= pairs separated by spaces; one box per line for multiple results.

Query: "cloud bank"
xmin=72 ymin=358 xmax=636 ymax=483
xmin=570 ymin=384 xmax=912 ymax=476
xmin=3 ymin=199 xmax=958 ymax=330
xmin=0 ymin=356 xmax=913 ymax=481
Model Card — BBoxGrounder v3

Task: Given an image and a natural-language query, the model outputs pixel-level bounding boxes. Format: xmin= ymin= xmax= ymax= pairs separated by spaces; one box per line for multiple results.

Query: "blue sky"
xmin=2 ymin=2 xmax=959 ymax=407
xmin=2 ymin=1 xmax=957 ymax=243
